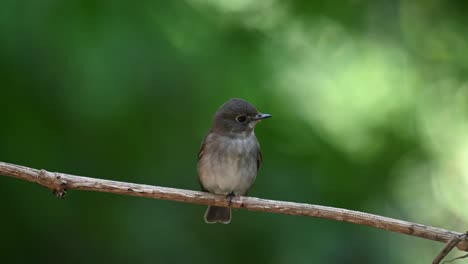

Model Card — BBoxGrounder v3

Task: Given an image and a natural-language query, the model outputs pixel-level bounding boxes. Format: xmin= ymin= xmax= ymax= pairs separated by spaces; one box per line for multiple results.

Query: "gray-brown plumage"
xmin=197 ymin=98 xmax=271 ymax=224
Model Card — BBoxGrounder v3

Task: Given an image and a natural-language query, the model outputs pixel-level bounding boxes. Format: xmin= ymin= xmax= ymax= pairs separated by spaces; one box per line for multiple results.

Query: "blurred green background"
xmin=1 ymin=0 xmax=468 ymax=263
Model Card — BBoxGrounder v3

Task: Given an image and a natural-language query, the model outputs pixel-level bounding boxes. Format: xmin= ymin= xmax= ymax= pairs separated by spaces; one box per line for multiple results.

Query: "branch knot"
xmin=38 ymin=170 xmax=67 ymax=198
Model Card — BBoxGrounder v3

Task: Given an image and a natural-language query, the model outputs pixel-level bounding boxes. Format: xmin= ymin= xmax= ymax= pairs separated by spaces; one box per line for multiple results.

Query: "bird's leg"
xmin=227 ymin=191 xmax=236 ymax=206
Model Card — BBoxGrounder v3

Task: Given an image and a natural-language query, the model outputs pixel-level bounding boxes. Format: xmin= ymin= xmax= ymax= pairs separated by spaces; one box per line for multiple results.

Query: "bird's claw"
xmin=227 ymin=192 xmax=236 ymax=206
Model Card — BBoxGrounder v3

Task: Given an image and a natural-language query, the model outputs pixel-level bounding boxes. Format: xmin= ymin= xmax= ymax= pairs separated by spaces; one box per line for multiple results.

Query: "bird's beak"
xmin=254 ymin=113 xmax=272 ymax=121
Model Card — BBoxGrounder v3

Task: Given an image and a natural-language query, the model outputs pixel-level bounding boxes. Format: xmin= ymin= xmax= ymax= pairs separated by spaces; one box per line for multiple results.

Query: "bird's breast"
xmin=198 ymin=134 xmax=259 ymax=195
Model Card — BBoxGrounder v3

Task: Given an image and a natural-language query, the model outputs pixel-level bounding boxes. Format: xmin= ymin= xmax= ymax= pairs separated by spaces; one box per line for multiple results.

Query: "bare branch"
xmin=1 ymin=161 xmax=467 ymax=253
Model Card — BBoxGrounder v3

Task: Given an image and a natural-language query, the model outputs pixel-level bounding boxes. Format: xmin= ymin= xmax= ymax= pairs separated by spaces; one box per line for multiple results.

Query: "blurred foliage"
xmin=1 ymin=0 xmax=468 ymax=263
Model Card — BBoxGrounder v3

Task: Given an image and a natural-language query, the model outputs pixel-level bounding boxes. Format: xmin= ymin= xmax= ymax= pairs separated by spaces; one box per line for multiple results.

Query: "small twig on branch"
xmin=443 ymin=253 xmax=468 ymax=263
xmin=1 ymin=161 xmax=467 ymax=254
xmin=433 ymin=232 xmax=468 ymax=264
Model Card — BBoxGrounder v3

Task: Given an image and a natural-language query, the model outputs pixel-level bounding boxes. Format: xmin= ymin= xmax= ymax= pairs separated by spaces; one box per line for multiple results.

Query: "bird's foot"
xmin=227 ymin=192 xmax=236 ymax=206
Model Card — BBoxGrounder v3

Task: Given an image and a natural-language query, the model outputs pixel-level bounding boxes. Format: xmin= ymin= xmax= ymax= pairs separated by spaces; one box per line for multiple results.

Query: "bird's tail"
xmin=204 ymin=206 xmax=231 ymax=224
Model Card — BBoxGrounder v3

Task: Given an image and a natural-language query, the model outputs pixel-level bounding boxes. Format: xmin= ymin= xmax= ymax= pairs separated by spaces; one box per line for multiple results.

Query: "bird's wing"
xmin=198 ymin=132 xmax=210 ymax=161
xmin=197 ymin=133 xmax=210 ymax=192
xmin=198 ymin=142 xmax=205 ymax=160
xmin=257 ymin=149 xmax=262 ymax=171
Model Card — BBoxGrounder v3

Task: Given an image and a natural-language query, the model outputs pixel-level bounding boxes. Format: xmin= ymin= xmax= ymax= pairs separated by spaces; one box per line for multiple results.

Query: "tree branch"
xmin=1 ymin=161 xmax=467 ymax=255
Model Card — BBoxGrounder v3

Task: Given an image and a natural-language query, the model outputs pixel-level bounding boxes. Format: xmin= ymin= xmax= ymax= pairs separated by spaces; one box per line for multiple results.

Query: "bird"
xmin=197 ymin=98 xmax=271 ymax=224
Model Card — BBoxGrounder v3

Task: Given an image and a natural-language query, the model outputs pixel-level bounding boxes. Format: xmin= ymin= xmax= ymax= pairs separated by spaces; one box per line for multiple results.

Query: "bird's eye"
xmin=236 ymin=115 xmax=247 ymax=123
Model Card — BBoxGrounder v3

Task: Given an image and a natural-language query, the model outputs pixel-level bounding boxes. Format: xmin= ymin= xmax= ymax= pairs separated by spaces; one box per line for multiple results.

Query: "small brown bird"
xmin=197 ymin=98 xmax=271 ymax=224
